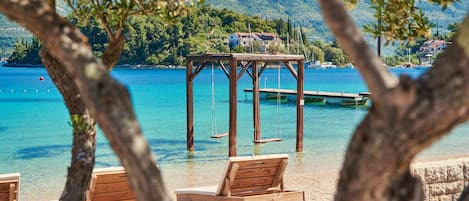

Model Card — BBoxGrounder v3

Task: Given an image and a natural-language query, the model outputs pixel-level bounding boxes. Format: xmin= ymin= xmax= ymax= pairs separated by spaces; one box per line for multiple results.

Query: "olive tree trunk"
xmin=0 ymin=1 xmax=171 ymax=201
xmin=319 ymin=1 xmax=469 ymax=201
xmin=40 ymin=49 xmax=96 ymax=201
xmin=102 ymin=35 xmax=125 ymax=70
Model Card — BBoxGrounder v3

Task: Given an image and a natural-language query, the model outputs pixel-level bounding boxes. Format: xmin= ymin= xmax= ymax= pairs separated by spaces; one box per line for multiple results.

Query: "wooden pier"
xmin=244 ymin=88 xmax=370 ymax=106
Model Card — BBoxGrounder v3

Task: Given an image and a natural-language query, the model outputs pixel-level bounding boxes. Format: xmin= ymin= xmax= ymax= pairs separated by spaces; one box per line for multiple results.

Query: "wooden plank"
xmin=229 ymin=186 xmax=271 ymax=194
xmin=0 ymin=181 xmax=17 ymax=201
xmin=93 ymin=181 xmax=132 ymax=193
xmin=243 ymin=191 xmax=304 ymax=201
xmin=211 ymin=133 xmax=229 ymax=139
xmin=87 ymin=175 xmax=98 ymax=201
xmin=231 ymin=176 xmax=274 ymax=188
xmin=235 ymin=167 xmax=277 ymax=179
xmin=186 ymin=53 xmax=304 ymax=62
xmin=257 ymin=62 xmax=269 ymax=77
xmin=253 ymin=138 xmax=283 ymax=144
xmin=177 ymin=193 xmax=244 ymax=201
xmin=227 ymin=163 xmax=239 ymax=187
xmin=0 ymin=193 xmax=8 ymax=201
xmin=231 ymin=53 xmax=304 ymax=61
xmin=0 ymin=183 xmax=10 ymax=193
xmin=95 ymin=173 xmax=128 ymax=184
xmin=190 ymin=61 xmax=208 ymax=82
xmin=237 ymin=61 xmax=252 ymax=81
xmin=243 ymin=88 xmax=366 ymax=99
xmin=283 ymin=61 xmax=298 ymax=80
xmin=91 ymin=190 xmax=136 ymax=201
xmin=177 ymin=191 xmax=304 ymax=201
xmin=8 ymin=183 xmax=15 ymax=201
xmin=186 ymin=54 xmax=233 ymax=62
xmin=218 ymin=61 xmax=230 ymax=79
xmin=271 ymin=159 xmax=288 ymax=189
xmin=234 ymin=158 xmax=285 ymax=169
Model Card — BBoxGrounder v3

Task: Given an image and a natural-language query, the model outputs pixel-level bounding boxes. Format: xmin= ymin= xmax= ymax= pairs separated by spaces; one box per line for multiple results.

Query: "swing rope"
xmin=211 ymin=62 xmax=218 ymax=136
xmin=276 ymin=63 xmax=282 ymax=139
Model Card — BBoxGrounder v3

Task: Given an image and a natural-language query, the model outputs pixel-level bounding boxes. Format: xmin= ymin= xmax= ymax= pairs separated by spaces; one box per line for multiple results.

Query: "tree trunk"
xmin=319 ymin=1 xmax=469 ymax=201
xmin=102 ymin=35 xmax=125 ymax=70
xmin=0 ymin=1 xmax=171 ymax=201
xmin=39 ymin=49 xmax=96 ymax=201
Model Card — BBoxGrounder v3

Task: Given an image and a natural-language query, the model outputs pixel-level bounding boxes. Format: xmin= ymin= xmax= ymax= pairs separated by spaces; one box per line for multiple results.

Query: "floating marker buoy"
xmin=39 ymin=76 xmax=44 ymax=81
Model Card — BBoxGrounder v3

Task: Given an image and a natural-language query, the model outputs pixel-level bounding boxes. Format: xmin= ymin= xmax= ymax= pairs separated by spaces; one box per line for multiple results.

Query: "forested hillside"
xmin=2 ymin=0 xmax=467 ymax=64
xmin=9 ymin=5 xmax=345 ymax=66
xmin=205 ymin=0 xmax=469 ymax=40
xmin=0 ymin=2 xmax=68 ymax=58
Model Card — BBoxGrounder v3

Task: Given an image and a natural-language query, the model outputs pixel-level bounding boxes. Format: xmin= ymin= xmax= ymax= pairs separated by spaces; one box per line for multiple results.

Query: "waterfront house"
xmin=418 ymin=40 xmax=450 ymax=64
xmin=228 ymin=32 xmax=283 ymax=53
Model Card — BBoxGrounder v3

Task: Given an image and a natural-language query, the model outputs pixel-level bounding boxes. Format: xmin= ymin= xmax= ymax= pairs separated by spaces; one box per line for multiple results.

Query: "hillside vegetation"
xmin=1 ymin=1 xmax=467 ymax=52
xmin=2 ymin=1 xmax=467 ymax=64
xmin=9 ymin=5 xmax=352 ymax=66
xmin=205 ymin=0 xmax=468 ymax=40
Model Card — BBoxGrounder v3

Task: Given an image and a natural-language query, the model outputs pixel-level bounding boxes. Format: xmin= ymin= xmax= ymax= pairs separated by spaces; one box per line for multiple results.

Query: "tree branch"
xmin=0 ymin=1 xmax=170 ymax=201
xmin=319 ymin=0 xmax=398 ymax=105
xmin=334 ymin=14 xmax=469 ymax=201
xmin=102 ymin=34 xmax=125 ymax=70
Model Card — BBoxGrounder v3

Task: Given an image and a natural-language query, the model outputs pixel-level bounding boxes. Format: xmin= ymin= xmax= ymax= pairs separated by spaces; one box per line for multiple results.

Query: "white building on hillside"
xmin=419 ymin=40 xmax=450 ymax=64
xmin=228 ymin=32 xmax=282 ymax=53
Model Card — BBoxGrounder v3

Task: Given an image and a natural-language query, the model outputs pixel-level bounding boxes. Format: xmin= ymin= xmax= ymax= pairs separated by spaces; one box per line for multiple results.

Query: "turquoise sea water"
xmin=1 ymin=66 xmax=468 ymax=200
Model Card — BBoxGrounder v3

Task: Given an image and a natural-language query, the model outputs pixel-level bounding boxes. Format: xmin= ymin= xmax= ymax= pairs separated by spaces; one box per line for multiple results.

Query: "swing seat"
xmin=211 ymin=132 xmax=229 ymax=139
xmin=254 ymin=138 xmax=283 ymax=143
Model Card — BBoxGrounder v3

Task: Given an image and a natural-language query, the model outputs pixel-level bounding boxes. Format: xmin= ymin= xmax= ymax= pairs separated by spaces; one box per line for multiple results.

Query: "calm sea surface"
xmin=0 ymin=65 xmax=468 ymax=200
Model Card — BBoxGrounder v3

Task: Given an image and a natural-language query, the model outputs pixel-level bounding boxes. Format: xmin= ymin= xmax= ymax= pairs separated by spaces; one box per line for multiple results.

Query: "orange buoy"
xmin=39 ymin=76 xmax=44 ymax=81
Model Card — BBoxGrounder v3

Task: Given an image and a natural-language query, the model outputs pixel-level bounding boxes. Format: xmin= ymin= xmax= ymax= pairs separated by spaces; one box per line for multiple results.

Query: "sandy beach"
xmin=165 ymin=170 xmax=339 ymax=201
xmin=162 ymin=153 xmax=469 ymax=201
xmin=166 ymin=170 xmax=340 ymax=201
xmin=13 ymin=153 xmax=469 ymax=201
xmin=163 ymin=158 xmax=341 ymax=201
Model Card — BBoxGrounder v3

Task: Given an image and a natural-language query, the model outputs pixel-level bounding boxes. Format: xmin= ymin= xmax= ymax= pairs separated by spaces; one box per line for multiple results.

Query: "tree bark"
xmin=0 ymin=1 xmax=171 ymax=201
xmin=102 ymin=35 xmax=125 ymax=70
xmin=319 ymin=1 xmax=469 ymax=201
xmin=40 ymin=49 xmax=96 ymax=201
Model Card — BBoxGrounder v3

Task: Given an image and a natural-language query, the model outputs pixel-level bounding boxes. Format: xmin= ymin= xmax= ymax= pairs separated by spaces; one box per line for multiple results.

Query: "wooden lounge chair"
xmin=175 ymin=154 xmax=304 ymax=201
xmin=85 ymin=167 xmax=136 ymax=201
xmin=0 ymin=173 xmax=20 ymax=201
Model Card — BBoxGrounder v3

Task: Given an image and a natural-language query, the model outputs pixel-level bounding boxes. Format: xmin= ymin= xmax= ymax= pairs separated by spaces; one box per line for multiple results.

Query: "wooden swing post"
xmin=252 ymin=61 xmax=261 ymax=142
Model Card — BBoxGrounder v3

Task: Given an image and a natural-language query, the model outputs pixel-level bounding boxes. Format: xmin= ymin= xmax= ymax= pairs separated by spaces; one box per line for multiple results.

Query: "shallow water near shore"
xmin=0 ymin=66 xmax=468 ymax=200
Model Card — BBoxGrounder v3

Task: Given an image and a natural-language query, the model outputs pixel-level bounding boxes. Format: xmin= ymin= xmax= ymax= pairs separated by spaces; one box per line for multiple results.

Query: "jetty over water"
xmin=243 ymin=88 xmax=370 ymax=106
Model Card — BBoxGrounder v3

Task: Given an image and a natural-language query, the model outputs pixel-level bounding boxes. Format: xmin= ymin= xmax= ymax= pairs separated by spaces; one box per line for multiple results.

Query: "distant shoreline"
xmin=1 ymin=63 xmax=186 ymax=69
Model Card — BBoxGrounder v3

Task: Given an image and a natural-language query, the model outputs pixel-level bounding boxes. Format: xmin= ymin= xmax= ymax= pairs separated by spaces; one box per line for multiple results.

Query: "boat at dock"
xmin=243 ymin=88 xmax=370 ymax=106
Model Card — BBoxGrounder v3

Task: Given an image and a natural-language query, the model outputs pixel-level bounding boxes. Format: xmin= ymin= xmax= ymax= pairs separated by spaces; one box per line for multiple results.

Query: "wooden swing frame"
xmin=186 ymin=53 xmax=305 ymax=156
